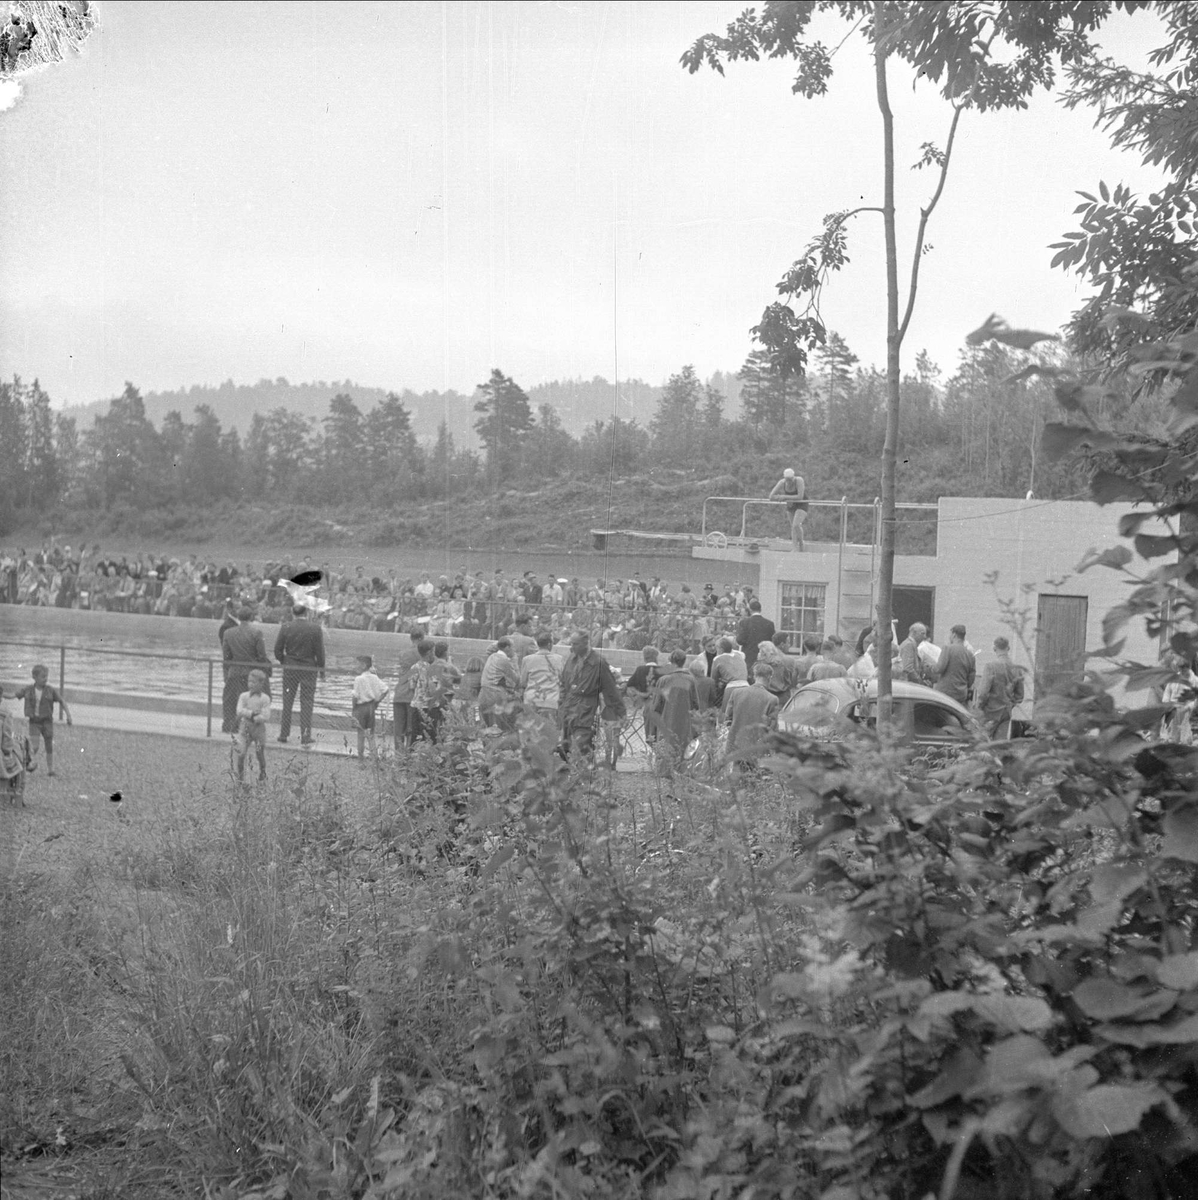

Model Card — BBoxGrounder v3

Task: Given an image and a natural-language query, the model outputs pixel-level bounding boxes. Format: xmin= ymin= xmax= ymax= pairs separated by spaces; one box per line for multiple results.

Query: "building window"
xmin=779 ymin=582 xmax=826 ymax=639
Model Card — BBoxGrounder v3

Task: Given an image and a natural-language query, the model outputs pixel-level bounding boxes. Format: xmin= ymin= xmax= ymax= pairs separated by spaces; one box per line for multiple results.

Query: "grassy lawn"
xmin=3 ymin=723 xmax=798 ymax=1199
xmin=2 ymin=730 xmax=402 ymax=1198
xmin=2 ymin=729 xmax=380 ymax=884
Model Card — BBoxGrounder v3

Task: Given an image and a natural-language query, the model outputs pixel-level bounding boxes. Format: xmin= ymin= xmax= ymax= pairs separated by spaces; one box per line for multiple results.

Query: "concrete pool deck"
xmin=56 ymin=700 xmax=363 ymax=758
xmin=33 ymin=700 xmax=653 ymax=772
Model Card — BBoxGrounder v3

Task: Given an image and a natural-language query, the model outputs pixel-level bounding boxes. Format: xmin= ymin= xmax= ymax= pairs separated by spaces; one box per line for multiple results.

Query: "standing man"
xmin=221 ymin=606 xmax=272 ymax=734
xmin=650 ymin=649 xmax=699 ymax=769
xmin=525 ymin=572 xmax=544 ymax=608
xmin=973 ymin=636 xmax=1024 ymax=739
xmin=217 ymin=599 xmax=239 ymax=650
xmin=934 ymin=624 xmax=976 ymax=706
xmin=479 ymin=637 xmax=520 ymax=730
xmin=274 ymin=604 xmax=325 ymax=745
xmin=725 ymin=662 xmax=780 ymax=772
xmin=767 ymin=468 xmax=808 ymax=552
xmin=711 ymin=636 xmax=749 ymax=707
xmin=897 ymin=622 xmax=933 ymax=685
xmin=509 ymin=614 xmax=538 ymax=665
xmin=392 ymin=630 xmax=424 ymax=752
xmin=735 ymin=599 xmax=776 ymax=673
xmin=559 ymin=630 xmax=626 ymax=761
xmin=520 ymin=631 xmax=565 ymax=729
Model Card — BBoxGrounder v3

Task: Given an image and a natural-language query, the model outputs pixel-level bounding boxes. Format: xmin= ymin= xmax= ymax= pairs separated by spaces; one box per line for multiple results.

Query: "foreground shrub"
xmin=6 ymin=643 xmax=1197 ymax=1197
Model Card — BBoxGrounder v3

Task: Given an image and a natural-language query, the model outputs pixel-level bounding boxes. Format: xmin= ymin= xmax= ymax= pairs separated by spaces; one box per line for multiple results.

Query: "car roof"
xmin=862 ymin=678 xmax=976 ymax=722
xmin=786 ymin=677 xmax=976 ymax=723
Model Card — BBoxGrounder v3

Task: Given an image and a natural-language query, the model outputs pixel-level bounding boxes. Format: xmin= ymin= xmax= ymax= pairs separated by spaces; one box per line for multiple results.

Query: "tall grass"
xmin=14 ymin=710 xmax=1164 ymax=1200
xmin=2 ymin=724 xmax=823 ymax=1197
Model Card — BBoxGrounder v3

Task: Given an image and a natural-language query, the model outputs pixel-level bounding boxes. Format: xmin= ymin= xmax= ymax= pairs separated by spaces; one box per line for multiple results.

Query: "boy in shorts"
xmin=234 ymin=669 xmax=271 ymax=783
xmin=352 ymin=655 xmax=390 ymax=761
xmin=17 ymin=664 xmax=72 ymax=778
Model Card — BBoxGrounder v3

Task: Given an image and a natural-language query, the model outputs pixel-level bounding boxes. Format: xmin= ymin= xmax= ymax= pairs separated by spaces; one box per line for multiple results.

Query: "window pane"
xmin=912 ymin=702 xmax=967 ymax=737
xmin=779 ymin=582 xmax=827 ymax=639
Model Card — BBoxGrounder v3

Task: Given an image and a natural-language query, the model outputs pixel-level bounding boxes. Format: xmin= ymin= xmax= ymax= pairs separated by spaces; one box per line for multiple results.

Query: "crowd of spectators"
xmin=0 ymin=543 xmax=776 ymax=650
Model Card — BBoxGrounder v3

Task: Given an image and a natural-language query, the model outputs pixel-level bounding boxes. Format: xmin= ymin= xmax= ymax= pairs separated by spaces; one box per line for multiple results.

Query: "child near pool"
xmin=234 ymin=669 xmax=271 ymax=783
xmin=16 ymin=664 xmax=72 ymax=778
xmin=351 ymin=655 xmax=390 ymax=761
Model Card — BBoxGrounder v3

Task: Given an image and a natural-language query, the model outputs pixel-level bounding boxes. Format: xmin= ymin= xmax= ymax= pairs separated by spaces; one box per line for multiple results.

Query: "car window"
xmin=784 ymin=689 xmax=843 ymax=731
xmin=912 ymin=702 xmax=969 ymax=738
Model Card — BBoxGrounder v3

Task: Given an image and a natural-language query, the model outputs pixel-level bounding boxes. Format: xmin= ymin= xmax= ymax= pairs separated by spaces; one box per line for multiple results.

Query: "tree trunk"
xmin=874 ymin=6 xmax=899 ymax=721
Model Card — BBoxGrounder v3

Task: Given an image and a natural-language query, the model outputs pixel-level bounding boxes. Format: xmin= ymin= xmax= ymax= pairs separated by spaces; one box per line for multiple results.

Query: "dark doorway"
xmin=892 ymin=586 xmax=935 ymax=642
xmin=1035 ymin=594 xmax=1089 ymax=696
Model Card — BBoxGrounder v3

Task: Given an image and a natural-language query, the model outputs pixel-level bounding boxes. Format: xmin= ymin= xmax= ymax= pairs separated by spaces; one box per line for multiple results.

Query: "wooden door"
xmin=1035 ymin=594 xmax=1088 ymax=697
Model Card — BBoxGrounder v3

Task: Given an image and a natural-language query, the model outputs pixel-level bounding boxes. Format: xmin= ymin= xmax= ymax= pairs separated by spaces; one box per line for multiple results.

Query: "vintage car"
xmin=777 ymin=677 xmax=982 ymax=748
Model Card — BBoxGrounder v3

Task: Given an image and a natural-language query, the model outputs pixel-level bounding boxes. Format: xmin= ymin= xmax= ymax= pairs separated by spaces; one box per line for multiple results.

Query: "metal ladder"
xmin=834 ymin=497 xmax=880 ymax=640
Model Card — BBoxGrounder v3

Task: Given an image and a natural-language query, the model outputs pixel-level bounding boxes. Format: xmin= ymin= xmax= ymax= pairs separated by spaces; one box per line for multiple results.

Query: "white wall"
xmin=694 ymin=496 xmax=1172 ymax=703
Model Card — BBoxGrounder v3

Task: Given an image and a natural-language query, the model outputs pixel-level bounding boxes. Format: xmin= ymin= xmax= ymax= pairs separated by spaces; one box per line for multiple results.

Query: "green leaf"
xmin=980 ymin=1034 xmax=1053 ymax=1092
xmin=1166 ymin=373 xmax=1198 ymax=434
xmin=1134 ymin=533 xmax=1178 ymax=559
xmin=1094 ymin=1013 xmax=1198 ymax=1046
xmin=918 ymin=991 xmax=974 ymax=1020
xmin=908 ymin=1046 xmax=984 ymax=1108
xmin=1090 ymin=471 xmax=1145 ymax=505
xmin=1078 ymin=544 xmax=1133 ymax=572
xmin=1073 ymin=977 xmax=1162 ymax=1020
xmin=965 ymin=313 xmax=1058 ymax=350
xmin=1118 ymin=511 xmax=1157 ymax=537
xmin=973 ymin=994 xmax=1054 ymax=1033
xmin=1053 ymin=1083 xmax=1165 ymax=1139
xmin=1123 ymin=666 xmax=1175 ymax=693
xmin=479 ymin=845 xmax=516 ymax=881
xmin=1163 ymin=806 xmax=1198 ymax=863
xmin=1040 ymin=423 xmax=1107 ymax=460
xmin=1089 ymin=864 xmax=1146 ymax=905
xmin=1157 ymin=952 xmax=1198 ymax=991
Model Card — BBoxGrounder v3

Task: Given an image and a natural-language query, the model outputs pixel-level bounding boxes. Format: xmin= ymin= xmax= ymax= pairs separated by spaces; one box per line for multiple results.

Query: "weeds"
xmin=4 ymin=668 xmax=1197 ymax=1199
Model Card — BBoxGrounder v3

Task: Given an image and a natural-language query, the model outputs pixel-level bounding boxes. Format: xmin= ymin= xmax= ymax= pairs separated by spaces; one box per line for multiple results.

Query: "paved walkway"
xmin=48 ymin=702 xmax=652 ymax=771
xmin=61 ymin=702 xmax=373 ymax=758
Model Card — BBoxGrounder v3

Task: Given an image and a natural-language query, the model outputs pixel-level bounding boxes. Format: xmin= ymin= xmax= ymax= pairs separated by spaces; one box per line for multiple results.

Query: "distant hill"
xmin=525 ymin=377 xmax=663 ymax=432
xmin=61 ymin=378 xmax=478 ymax=445
xmin=59 ymin=374 xmax=688 ymax=444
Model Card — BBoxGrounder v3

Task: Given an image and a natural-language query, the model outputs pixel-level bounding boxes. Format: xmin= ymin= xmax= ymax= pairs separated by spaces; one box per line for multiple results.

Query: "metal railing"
xmin=2 ymin=596 xmax=758 ymax=645
xmin=699 ymin=496 xmax=941 ymax=553
xmin=0 ymin=637 xmax=367 ymax=738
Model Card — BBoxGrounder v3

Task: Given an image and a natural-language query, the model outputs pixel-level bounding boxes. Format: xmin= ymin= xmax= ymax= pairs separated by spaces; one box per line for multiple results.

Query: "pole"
xmin=206 ymin=660 xmax=214 ymax=738
xmin=59 ymin=644 xmax=66 ymax=694
xmin=836 ymin=498 xmax=847 ymax=637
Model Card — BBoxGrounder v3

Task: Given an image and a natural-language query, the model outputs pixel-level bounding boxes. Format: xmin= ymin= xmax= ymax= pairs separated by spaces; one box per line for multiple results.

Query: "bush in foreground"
xmin=4 ymin=693 xmax=1196 ymax=1199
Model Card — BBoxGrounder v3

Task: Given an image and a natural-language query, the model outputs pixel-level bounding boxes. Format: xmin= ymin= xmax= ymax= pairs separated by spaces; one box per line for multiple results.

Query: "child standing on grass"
xmin=16 ymin=664 xmax=72 ymax=778
xmin=352 ymin=655 xmax=390 ymax=761
xmin=234 ymin=669 xmax=271 ymax=783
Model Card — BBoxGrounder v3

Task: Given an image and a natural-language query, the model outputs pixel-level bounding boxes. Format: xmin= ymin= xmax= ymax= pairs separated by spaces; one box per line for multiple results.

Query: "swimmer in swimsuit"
xmin=767 ymin=468 xmax=808 ymax=551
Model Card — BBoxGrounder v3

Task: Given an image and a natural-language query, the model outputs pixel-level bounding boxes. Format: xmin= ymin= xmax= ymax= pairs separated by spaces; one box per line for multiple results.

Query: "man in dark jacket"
xmin=935 ymin=624 xmax=976 ymax=706
xmin=735 ymin=600 xmax=776 ymax=672
xmin=221 ymin=607 xmax=272 ymax=733
xmin=559 ymin=630 xmax=626 ymax=761
xmin=274 ymin=604 xmax=326 ymax=744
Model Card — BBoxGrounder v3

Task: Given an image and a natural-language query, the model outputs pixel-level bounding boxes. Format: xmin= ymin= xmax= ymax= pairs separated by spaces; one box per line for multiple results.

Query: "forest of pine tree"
xmin=0 ymin=334 xmax=1163 ymax=547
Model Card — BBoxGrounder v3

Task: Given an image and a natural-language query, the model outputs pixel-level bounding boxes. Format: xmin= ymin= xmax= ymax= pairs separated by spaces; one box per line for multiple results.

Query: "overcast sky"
xmin=0 ymin=1 xmax=1168 ymax=409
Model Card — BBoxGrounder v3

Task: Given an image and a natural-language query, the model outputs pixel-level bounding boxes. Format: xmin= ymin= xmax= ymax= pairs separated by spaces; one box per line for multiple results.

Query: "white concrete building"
xmin=691 ymin=495 xmax=1170 ymax=704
